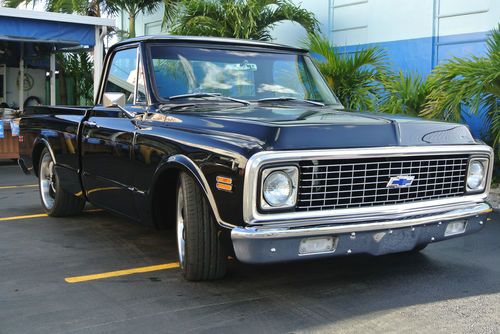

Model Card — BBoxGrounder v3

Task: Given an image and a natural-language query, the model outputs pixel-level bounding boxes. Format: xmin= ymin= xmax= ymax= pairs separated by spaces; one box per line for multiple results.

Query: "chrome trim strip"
xmin=232 ymin=202 xmax=492 ymax=239
xmin=244 ymin=200 xmax=487 ymax=229
xmin=260 ymin=166 xmax=298 ymax=210
xmin=466 ymin=157 xmax=489 ymax=193
xmin=36 ymin=138 xmax=57 ymax=164
xmin=243 ymin=145 xmax=494 ymax=224
xmin=167 ymin=154 xmax=236 ymax=229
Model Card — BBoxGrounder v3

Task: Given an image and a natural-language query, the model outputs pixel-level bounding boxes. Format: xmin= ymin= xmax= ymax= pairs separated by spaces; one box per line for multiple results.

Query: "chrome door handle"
xmin=83 ymin=120 xmax=98 ymax=129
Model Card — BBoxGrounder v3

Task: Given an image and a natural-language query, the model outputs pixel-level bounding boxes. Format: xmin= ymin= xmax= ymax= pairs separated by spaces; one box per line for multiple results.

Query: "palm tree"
xmin=306 ymin=33 xmax=389 ymax=111
xmin=170 ymin=0 xmax=319 ymax=41
xmin=422 ymin=25 xmax=499 ymax=148
xmin=379 ymin=71 xmax=429 ymax=116
xmin=106 ymin=0 xmax=161 ymax=38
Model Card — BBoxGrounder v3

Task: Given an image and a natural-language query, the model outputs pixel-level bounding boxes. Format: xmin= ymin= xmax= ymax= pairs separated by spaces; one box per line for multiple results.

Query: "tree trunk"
xmin=129 ymin=14 xmax=136 ymax=38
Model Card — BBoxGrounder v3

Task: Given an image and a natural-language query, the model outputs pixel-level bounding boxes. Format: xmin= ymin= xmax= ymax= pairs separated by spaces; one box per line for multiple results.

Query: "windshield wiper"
xmin=256 ymin=96 xmax=325 ymax=107
xmin=158 ymin=103 xmax=197 ymax=112
xmin=169 ymin=93 xmax=250 ymax=106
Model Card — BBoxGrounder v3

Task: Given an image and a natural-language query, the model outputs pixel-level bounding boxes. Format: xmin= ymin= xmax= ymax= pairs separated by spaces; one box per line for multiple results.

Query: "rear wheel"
xmin=39 ymin=148 xmax=85 ymax=216
xmin=176 ymin=172 xmax=227 ymax=281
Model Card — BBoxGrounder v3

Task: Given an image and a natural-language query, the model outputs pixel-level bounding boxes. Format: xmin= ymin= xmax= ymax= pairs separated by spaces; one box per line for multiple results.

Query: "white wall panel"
xmin=438 ymin=0 xmax=498 ymax=37
xmin=331 ymin=0 xmax=435 ymax=46
xmin=334 ymin=0 xmax=367 ymax=7
xmin=439 ymin=0 xmax=490 ymax=16
xmin=333 ymin=2 xmax=368 ymax=31
xmin=365 ymin=0 xmax=434 ymax=43
xmin=439 ymin=13 xmax=492 ymax=36
xmin=333 ymin=28 xmax=369 ymax=46
xmin=329 ymin=0 xmax=500 ymax=46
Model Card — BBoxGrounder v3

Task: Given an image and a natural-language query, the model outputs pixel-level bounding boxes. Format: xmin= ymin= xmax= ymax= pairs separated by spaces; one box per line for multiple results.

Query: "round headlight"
xmin=263 ymin=171 xmax=293 ymax=207
xmin=467 ymin=160 xmax=485 ymax=190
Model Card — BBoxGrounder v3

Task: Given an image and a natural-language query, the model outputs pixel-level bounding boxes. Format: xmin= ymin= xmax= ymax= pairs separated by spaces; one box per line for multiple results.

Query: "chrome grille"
xmin=297 ymin=155 xmax=469 ymax=211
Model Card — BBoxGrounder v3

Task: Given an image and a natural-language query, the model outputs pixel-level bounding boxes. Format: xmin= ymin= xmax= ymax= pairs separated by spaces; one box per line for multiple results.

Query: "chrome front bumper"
xmin=231 ymin=202 xmax=493 ymax=264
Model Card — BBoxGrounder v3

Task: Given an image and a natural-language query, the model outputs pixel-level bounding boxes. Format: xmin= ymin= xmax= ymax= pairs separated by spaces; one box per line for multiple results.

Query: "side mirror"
xmin=102 ymin=92 xmax=137 ymax=119
xmin=103 ymin=92 xmax=126 ymax=109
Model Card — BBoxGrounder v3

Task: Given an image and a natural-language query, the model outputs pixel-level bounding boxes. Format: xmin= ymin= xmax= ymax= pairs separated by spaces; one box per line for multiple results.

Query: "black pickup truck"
xmin=18 ymin=36 xmax=493 ymax=280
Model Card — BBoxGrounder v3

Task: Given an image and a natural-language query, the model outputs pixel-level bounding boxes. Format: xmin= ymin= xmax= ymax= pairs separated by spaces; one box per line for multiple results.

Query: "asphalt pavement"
xmin=0 ymin=161 xmax=499 ymax=334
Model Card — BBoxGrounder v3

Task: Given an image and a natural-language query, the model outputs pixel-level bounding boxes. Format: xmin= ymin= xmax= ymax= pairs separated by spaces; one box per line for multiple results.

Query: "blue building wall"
xmin=306 ymin=0 xmax=499 ymax=140
xmin=334 ymin=29 xmax=493 ymax=138
xmin=272 ymin=0 xmax=499 ymax=139
xmin=337 ymin=31 xmax=491 ymax=74
xmin=348 ymin=31 xmax=489 ymax=76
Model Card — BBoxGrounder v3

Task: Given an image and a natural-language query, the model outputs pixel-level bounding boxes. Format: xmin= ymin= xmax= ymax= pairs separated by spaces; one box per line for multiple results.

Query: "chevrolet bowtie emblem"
xmin=386 ymin=175 xmax=415 ymax=188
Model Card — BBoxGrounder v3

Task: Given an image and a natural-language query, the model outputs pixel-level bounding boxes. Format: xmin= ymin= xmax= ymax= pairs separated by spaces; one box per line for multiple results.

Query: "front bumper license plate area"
xmin=232 ymin=216 xmax=487 ymax=264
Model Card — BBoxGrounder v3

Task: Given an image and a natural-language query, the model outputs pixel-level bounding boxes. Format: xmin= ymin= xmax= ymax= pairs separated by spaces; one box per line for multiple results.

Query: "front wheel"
xmin=176 ymin=172 xmax=227 ymax=281
xmin=39 ymin=148 xmax=85 ymax=216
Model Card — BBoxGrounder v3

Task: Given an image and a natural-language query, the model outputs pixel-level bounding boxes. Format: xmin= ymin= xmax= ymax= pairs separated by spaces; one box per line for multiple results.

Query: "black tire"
xmin=176 ymin=172 xmax=227 ymax=281
xmin=38 ymin=148 xmax=85 ymax=217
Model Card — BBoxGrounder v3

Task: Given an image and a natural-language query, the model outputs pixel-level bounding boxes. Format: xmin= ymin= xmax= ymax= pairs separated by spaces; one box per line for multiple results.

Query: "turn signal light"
xmin=216 ymin=176 xmax=232 ymax=192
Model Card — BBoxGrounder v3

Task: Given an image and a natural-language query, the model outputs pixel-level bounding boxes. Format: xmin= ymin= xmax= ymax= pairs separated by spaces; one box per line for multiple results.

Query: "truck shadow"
xmin=42 ymin=209 xmax=500 ymax=332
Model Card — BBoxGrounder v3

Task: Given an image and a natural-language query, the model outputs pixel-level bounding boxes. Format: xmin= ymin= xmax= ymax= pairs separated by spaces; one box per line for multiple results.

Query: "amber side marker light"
xmin=216 ymin=176 xmax=233 ymax=191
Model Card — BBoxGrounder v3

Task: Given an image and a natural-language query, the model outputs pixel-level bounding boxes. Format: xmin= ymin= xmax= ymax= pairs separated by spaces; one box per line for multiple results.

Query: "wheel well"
xmin=32 ymin=142 xmax=47 ymax=177
xmin=152 ymin=168 xmax=180 ymax=230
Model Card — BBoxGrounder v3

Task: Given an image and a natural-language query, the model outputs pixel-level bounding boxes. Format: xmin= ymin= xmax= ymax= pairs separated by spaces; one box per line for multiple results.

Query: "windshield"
xmin=149 ymin=46 xmax=340 ymax=105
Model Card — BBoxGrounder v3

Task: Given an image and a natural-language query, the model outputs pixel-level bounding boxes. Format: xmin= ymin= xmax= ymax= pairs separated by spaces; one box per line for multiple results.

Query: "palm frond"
xmin=256 ymin=0 xmax=319 ymax=39
xmin=306 ymin=33 xmax=389 ymax=110
xmin=170 ymin=0 xmax=318 ymax=41
xmin=379 ymin=71 xmax=429 ymax=116
xmin=421 ymin=56 xmax=498 ymax=122
xmin=486 ymin=23 xmax=500 ymax=57
xmin=2 ymin=0 xmax=31 ymax=8
xmin=421 ymin=24 xmax=499 ymax=157
xmin=161 ymin=0 xmax=181 ymax=30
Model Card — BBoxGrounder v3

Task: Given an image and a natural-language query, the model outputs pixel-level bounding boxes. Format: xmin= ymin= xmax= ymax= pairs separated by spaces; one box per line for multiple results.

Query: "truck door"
xmin=81 ymin=46 xmax=145 ymax=219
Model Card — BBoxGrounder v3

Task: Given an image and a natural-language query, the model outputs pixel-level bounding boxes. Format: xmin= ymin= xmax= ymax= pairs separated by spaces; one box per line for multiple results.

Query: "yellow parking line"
xmin=0 ymin=184 xmax=37 ymax=190
xmin=0 ymin=209 xmax=104 ymax=222
xmin=83 ymin=208 xmax=104 ymax=213
xmin=0 ymin=213 xmax=48 ymax=221
xmin=65 ymin=262 xmax=180 ymax=283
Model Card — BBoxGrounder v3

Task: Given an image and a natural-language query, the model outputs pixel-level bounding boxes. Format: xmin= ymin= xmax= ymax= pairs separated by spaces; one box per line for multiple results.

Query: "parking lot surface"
xmin=0 ymin=161 xmax=499 ymax=334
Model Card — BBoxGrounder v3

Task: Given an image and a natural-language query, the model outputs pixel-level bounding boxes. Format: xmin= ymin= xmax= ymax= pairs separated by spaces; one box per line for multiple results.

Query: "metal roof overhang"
xmin=0 ymin=7 xmax=115 ymax=106
xmin=0 ymin=15 xmax=94 ymax=47
xmin=0 ymin=7 xmax=115 ymax=48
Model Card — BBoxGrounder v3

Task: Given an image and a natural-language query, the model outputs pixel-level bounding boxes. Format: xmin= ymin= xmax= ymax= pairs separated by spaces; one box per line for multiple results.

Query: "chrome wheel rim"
xmin=40 ymin=152 xmax=56 ymax=210
xmin=176 ymin=187 xmax=186 ymax=268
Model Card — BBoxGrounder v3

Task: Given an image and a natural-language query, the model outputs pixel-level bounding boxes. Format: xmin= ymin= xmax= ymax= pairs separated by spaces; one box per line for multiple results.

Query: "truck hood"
xmin=155 ymin=105 xmax=477 ymax=152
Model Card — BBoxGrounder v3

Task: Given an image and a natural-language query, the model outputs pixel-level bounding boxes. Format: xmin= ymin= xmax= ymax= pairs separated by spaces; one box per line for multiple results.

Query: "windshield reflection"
xmin=150 ymin=46 xmax=340 ymax=106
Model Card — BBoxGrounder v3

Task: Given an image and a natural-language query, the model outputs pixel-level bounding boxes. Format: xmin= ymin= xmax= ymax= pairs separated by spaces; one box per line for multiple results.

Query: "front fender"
xmin=152 ymin=154 xmax=235 ymax=229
